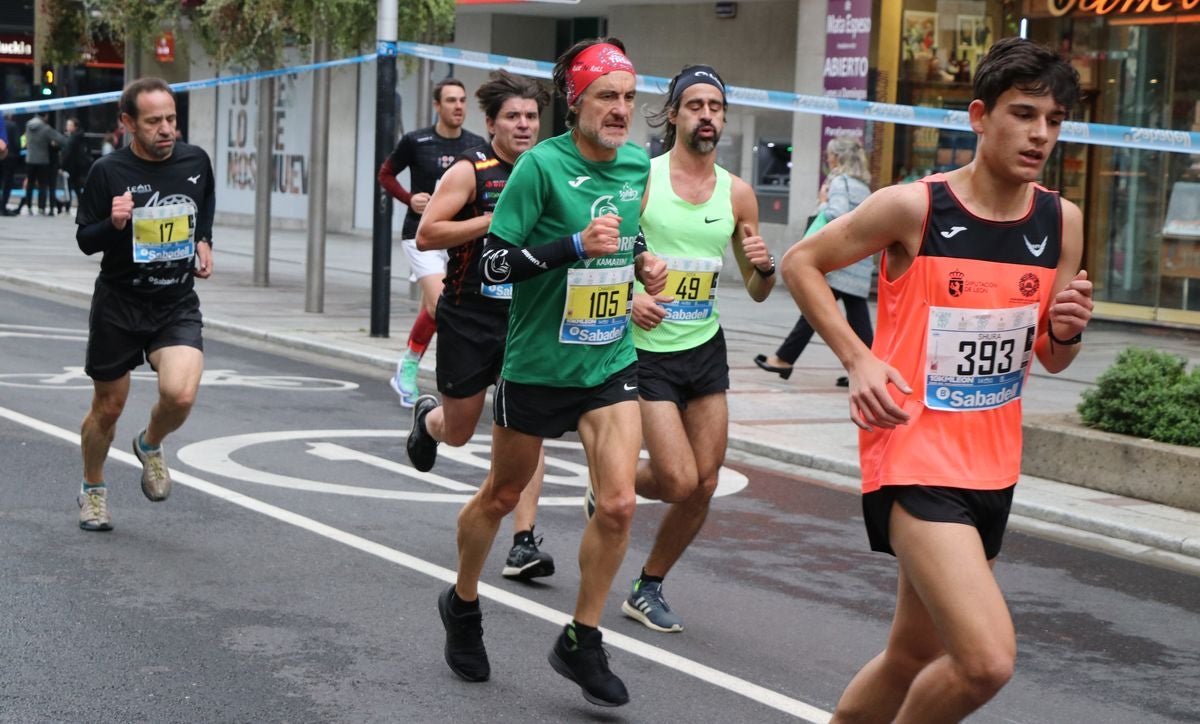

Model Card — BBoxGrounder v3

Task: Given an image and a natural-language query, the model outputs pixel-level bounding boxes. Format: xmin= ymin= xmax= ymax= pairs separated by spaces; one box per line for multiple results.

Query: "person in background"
xmin=755 ymin=137 xmax=874 ymax=386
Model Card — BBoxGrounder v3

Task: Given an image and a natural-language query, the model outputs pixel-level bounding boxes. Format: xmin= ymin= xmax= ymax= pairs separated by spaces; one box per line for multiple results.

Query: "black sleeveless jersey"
xmin=443 ymin=144 xmax=513 ymax=307
xmin=921 ymin=180 xmax=1061 ymax=271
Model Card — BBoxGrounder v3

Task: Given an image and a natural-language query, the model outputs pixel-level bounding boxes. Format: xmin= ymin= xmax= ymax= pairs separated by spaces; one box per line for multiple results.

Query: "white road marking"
xmin=305 ymin=442 xmax=477 ymax=492
xmin=176 ymin=429 xmax=749 ymax=505
xmin=0 ymin=404 xmax=829 ymax=722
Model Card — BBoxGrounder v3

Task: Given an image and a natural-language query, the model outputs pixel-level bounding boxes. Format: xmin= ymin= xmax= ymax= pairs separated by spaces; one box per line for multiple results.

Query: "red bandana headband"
xmin=565 ymin=43 xmax=636 ymax=107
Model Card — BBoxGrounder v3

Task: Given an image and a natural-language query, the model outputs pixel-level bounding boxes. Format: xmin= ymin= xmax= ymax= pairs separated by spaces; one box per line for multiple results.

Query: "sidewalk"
xmin=2 ymin=212 xmax=1198 ymax=572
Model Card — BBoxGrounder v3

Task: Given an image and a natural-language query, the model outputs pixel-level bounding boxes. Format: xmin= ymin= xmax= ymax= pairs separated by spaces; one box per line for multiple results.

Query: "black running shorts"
xmin=435 ymin=295 xmax=508 ymax=399
xmin=636 ymin=327 xmax=729 ymax=410
xmin=862 ymin=484 xmax=1016 ymax=560
xmin=493 ymin=363 xmax=638 ymax=439
xmin=85 ymin=281 xmax=204 ymax=382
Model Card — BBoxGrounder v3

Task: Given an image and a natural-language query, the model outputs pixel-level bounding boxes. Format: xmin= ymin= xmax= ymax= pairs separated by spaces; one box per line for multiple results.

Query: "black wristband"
xmin=632 ymin=229 xmax=647 ymax=258
xmin=755 ymin=256 xmax=776 ymax=278
xmin=1048 ymin=321 xmax=1082 ymax=346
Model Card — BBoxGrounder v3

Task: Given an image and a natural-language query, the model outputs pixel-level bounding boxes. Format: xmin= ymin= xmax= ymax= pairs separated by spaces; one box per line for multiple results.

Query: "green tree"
xmin=49 ymin=0 xmax=454 ymax=69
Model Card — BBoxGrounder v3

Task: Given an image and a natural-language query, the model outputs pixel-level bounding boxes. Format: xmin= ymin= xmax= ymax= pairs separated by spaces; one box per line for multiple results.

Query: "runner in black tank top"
xmin=402 ymin=71 xmax=557 ymax=588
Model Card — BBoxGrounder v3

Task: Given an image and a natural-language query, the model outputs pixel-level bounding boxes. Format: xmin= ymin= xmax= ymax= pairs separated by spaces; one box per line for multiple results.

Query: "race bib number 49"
xmin=132 ymin=202 xmax=196 ymax=264
xmin=560 ymin=265 xmax=633 ymax=345
xmin=924 ymin=304 xmax=1038 ymax=412
xmin=661 ymin=256 xmax=721 ymax=322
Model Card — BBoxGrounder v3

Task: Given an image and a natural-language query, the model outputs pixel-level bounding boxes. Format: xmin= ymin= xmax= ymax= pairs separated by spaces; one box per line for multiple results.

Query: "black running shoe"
xmin=437 ymin=585 xmax=490 ymax=682
xmin=548 ymin=624 xmax=629 ymax=707
xmin=501 ymin=528 xmax=555 ymax=580
xmin=406 ymin=395 xmax=440 ymax=472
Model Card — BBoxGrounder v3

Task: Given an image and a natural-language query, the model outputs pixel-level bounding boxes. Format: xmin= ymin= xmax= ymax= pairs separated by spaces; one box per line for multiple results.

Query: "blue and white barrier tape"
xmin=395 ymin=41 xmax=1199 ymax=156
xmin=3 ymin=42 xmax=1196 ymax=156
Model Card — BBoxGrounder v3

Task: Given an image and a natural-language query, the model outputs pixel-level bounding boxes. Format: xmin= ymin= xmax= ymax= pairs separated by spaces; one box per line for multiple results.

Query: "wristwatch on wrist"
xmin=756 ymin=256 xmax=776 ymax=278
xmin=1048 ymin=321 xmax=1082 ymax=346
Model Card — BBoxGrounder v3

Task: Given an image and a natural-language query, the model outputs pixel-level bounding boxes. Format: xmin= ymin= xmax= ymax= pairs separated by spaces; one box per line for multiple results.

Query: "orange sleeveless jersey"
xmin=859 ymin=175 xmax=1062 ymax=493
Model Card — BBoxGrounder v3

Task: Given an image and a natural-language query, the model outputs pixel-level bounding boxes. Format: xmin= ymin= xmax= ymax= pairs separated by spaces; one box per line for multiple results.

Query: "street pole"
xmin=305 ymin=31 xmax=331 ymax=313
xmin=370 ymin=0 xmax=398 ymax=337
xmin=253 ymin=77 xmax=274 ymax=286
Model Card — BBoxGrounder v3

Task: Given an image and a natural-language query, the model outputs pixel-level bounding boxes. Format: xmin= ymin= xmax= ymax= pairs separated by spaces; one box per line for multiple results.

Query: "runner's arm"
xmin=479 ymin=231 xmax=582 ymax=284
xmin=729 ymin=175 xmax=774 ymax=302
xmin=76 ymin=218 xmax=124 ymax=255
xmin=781 ymin=183 xmax=925 ymax=430
xmin=1035 ymin=199 xmax=1091 ymax=373
xmin=416 ymin=159 xmax=488 ymax=251
xmin=377 ymin=137 xmax=413 ymax=205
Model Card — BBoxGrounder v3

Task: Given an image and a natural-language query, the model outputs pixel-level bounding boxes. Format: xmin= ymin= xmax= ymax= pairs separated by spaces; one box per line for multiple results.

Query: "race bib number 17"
xmin=924 ymin=304 xmax=1038 ymax=412
xmin=132 ymin=202 xmax=196 ymax=264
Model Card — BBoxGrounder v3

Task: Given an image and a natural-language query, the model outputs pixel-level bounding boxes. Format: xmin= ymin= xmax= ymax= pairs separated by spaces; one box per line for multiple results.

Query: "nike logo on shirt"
xmin=704 ymin=217 xmax=722 ymax=224
xmin=940 ymin=226 xmax=967 ymax=238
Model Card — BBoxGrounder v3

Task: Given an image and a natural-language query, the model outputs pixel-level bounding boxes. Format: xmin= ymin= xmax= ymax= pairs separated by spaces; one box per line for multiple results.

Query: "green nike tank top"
xmin=633 ymin=152 xmax=735 ymax=353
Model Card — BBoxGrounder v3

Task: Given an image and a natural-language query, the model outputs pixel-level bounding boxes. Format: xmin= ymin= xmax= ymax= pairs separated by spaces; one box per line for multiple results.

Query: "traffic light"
xmin=40 ymin=67 xmax=54 ymax=96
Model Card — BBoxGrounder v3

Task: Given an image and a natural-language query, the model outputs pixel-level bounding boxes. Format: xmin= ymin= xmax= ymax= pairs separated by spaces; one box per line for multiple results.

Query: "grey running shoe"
xmin=132 ymin=431 xmax=171 ymax=501
xmin=437 ymin=585 xmax=490 ymax=682
xmin=501 ymin=529 xmax=555 ymax=580
xmin=406 ymin=395 xmax=440 ymax=472
xmin=78 ymin=487 xmax=113 ymax=532
xmin=621 ymin=578 xmax=683 ymax=633
xmin=548 ymin=623 xmax=629 ymax=707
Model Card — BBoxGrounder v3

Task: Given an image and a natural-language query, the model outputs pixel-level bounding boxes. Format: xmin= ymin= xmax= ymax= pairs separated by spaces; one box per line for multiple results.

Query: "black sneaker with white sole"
xmin=406 ymin=395 xmax=440 ymax=472
xmin=548 ymin=623 xmax=629 ymax=707
xmin=501 ymin=528 xmax=555 ymax=580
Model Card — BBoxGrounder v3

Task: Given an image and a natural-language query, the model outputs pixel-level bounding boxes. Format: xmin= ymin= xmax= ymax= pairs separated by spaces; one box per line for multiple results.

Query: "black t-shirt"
xmin=388 ymin=125 xmax=485 ymax=239
xmin=443 ymin=143 xmax=513 ymax=307
xmin=76 ymin=142 xmax=216 ymax=299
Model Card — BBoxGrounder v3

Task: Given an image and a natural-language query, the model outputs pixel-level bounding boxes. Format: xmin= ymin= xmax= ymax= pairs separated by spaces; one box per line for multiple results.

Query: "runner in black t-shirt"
xmin=74 ymin=77 xmax=216 ymax=532
xmin=403 ymin=70 xmax=555 ymax=582
xmin=377 ymin=78 xmax=485 ymax=407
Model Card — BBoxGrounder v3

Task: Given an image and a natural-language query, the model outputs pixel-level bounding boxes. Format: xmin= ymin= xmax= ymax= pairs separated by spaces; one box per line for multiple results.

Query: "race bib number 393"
xmin=132 ymin=202 xmax=196 ymax=264
xmin=661 ymin=256 xmax=721 ymax=322
xmin=924 ymin=304 xmax=1038 ymax=412
xmin=560 ymin=265 xmax=634 ymax=345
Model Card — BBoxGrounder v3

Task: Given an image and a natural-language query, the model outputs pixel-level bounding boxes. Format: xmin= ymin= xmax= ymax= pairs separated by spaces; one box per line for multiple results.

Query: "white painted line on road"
xmin=0 ymin=404 xmax=830 ymax=723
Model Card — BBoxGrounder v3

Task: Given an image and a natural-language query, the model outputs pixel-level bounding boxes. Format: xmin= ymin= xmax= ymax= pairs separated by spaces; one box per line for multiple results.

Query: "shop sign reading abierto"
xmin=1045 ymin=0 xmax=1200 ymax=16
xmin=821 ymin=0 xmax=872 ymax=179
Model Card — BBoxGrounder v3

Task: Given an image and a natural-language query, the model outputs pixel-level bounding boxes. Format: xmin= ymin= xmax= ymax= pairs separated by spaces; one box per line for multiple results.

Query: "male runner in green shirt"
xmin=436 ymin=38 xmax=667 ymax=708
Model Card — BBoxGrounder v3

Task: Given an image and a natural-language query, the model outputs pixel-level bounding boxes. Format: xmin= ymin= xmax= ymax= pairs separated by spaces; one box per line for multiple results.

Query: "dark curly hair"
xmin=476 ymin=69 xmax=551 ymax=121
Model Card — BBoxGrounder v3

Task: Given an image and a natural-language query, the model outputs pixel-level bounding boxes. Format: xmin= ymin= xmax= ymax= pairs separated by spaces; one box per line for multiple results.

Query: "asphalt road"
xmin=1 ymin=284 xmax=1198 ymax=723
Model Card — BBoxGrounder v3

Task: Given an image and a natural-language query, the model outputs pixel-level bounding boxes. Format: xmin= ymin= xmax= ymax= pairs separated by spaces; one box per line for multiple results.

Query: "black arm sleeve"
xmin=76 ymin=218 xmax=121 ymax=255
xmin=480 ymin=232 xmax=583 ymax=284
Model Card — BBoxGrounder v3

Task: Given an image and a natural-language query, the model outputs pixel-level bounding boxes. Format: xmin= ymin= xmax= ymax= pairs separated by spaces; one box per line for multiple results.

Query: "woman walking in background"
xmin=755 ymin=137 xmax=874 ymax=386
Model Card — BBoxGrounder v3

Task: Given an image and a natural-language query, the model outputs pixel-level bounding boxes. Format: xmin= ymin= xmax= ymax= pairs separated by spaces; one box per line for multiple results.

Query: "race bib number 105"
xmin=132 ymin=202 xmax=196 ymax=264
xmin=560 ymin=265 xmax=634 ymax=345
xmin=924 ymin=304 xmax=1038 ymax=412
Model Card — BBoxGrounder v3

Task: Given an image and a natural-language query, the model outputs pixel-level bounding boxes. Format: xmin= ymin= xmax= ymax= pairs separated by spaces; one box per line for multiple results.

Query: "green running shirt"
xmin=633 ymin=152 xmax=735 ymax=353
xmin=489 ymin=132 xmax=649 ymax=388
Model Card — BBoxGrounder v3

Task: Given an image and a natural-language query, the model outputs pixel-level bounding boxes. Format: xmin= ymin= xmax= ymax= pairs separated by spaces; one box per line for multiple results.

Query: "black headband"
xmin=669 ymin=65 xmax=726 ymax=104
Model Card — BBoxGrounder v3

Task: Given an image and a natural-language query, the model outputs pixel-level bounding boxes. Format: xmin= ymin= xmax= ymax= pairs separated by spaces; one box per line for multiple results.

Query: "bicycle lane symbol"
xmin=0 ymin=366 xmax=359 ymax=391
xmin=175 ymin=429 xmax=749 ymax=506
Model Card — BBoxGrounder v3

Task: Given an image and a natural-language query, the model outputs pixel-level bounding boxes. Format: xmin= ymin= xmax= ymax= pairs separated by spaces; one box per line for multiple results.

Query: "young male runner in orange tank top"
xmin=781 ymin=37 xmax=1093 ymax=723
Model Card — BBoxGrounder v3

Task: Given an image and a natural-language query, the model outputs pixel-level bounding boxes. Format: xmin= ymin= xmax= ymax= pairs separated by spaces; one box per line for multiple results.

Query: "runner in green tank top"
xmin=435 ymin=38 xmax=668 ymax=709
xmin=619 ymin=65 xmax=777 ymax=634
